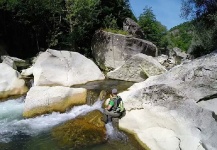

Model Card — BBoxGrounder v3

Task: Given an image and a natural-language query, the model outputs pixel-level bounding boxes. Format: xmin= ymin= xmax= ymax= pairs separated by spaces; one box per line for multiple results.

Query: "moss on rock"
xmin=0 ymin=86 xmax=28 ymax=102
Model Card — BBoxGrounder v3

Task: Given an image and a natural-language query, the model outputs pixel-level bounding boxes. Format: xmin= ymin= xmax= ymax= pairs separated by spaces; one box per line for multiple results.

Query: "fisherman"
xmin=104 ymin=88 xmax=125 ymax=123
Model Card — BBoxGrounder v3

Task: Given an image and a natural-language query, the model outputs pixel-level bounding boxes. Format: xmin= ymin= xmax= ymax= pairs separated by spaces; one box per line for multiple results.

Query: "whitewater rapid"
xmin=0 ymin=97 xmax=105 ymax=143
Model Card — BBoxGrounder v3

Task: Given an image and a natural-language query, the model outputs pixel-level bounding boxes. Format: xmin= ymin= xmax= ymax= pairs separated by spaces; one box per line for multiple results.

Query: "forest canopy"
xmin=0 ymin=0 xmax=216 ymax=59
xmin=0 ymin=0 xmax=134 ymax=58
xmin=181 ymin=0 xmax=217 ymax=57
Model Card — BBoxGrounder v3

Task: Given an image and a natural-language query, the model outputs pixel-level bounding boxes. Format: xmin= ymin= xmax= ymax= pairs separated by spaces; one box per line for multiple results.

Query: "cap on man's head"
xmin=112 ymin=88 xmax=118 ymax=94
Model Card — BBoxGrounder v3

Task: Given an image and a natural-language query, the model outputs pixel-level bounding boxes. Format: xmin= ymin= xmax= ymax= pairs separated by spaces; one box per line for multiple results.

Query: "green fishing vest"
xmin=112 ymin=96 xmax=125 ymax=113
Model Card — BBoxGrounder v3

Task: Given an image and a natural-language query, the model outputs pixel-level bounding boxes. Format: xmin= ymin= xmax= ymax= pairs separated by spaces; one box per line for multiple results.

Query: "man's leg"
xmin=104 ymin=109 xmax=120 ymax=123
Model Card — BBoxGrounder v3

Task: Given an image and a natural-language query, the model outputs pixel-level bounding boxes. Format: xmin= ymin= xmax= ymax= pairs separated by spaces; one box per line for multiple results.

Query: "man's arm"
xmin=105 ymin=99 xmax=114 ymax=111
xmin=105 ymin=104 xmax=112 ymax=110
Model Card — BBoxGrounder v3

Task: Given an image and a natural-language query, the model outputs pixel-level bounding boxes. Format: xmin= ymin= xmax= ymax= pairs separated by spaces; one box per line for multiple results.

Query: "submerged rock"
xmin=23 ymin=86 xmax=87 ymax=118
xmin=52 ymin=110 xmax=106 ymax=149
xmin=107 ymin=53 xmax=166 ymax=82
xmin=119 ymin=53 xmax=217 ymax=150
xmin=92 ymin=30 xmax=158 ymax=70
xmin=33 ymin=49 xmax=105 ymax=86
xmin=0 ymin=63 xmax=28 ymax=100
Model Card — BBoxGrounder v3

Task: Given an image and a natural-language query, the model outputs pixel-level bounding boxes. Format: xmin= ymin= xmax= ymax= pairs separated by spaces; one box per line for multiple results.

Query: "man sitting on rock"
xmin=104 ymin=88 xmax=125 ymax=123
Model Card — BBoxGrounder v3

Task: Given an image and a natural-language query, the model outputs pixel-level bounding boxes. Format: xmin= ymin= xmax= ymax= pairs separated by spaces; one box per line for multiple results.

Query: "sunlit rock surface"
xmin=23 ymin=86 xmax=87 ymax=118
xmin=119 ymin=53 xmax=217 ymax=150
xmin=0 ymin=63 xmax=28 ymax=100
xmin=107 ymin=53 xmax=166 ymax=82
xmin=52 ymin=110 xmax=106 ymax=149
xmin=21 ymin=66 xmax=33 ymax=77
xmin=33 ymin=49 xmax=105 ymax=86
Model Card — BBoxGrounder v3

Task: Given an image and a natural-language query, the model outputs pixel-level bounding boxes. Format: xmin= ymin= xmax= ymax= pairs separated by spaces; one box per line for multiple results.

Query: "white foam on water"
xmin=0 ymin=97 xmax=24 ymax=120
xmin=105 ymin=122 xmax=128 ymax=141
xmin=0 ymin=98 xmax=104 ymax=143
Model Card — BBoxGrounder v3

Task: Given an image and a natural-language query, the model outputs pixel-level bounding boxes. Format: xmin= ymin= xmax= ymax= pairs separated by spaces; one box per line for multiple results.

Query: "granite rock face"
xmin=118 ymin=53 xmax=217 ymax=150
xmin=170 ymin=47 xmax=188 ymax=64
xmin=92 ymin=30 xmax=158 ymax=70
xmin=123 ymin=18 xmax=144 ymax=39
xmin=0 ymin=63 xmax=28 ymax=100
xmin=1 ymin=56 xmax=28 ymax=70
xmin=107 ymin=53 xmax=166 ymax=82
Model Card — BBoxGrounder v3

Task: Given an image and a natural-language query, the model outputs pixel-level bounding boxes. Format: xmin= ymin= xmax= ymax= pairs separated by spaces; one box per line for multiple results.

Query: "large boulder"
xmin=107 ymin=53 xmax=166 ymax=82
xmin=52 ymin=110 xmax=106 ymax=149
xmin=23 ymin=86 xmax=87 ymax=118
xmin=0 ymin=63 xmax=28 ymax=100
xmin=123 ymin=18 xmax=144 ymax=39
xmin=118 ymin=53 xmax=217 ymax=150
xmin=33 ymin=49 xmax=105 ymax=86
xmin=155 ymin=55 xmax=176 ymax=70
xmin=170 ymin=47 xmax=188 ymax=64
xmin=91 ymin=30 xmax=158 ymax=70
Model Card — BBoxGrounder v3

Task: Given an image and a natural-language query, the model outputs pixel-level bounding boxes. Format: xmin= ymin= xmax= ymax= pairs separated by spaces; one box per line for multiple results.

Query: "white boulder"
xmin=118 ymin=53 xmax=217 ymax=150
xmin=0 ymin=63 xmax=28 ymax=99
xmin=33 ymin=49 xmax=105 ymax=86
xmin=107 ymin=53 xmax=166 ymax=82
xmin=21 ymin=66 xmax=33 ymax=77
xmin=1 ymin=55 xmax=28 ymax=70
xmin=23 ymin=86 xmax=87 ymax=118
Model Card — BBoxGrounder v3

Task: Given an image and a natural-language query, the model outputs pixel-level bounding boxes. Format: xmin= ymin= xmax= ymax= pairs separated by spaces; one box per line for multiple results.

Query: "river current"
xmin=0 ymin=96 xmax=143 ymax=150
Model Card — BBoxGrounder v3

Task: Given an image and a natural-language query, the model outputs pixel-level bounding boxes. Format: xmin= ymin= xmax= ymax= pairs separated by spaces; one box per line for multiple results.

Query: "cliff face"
xmin=119 ymin=52 xmax=217 ymax=150
xmin=91 ymin=30 xmax=158 ymax=70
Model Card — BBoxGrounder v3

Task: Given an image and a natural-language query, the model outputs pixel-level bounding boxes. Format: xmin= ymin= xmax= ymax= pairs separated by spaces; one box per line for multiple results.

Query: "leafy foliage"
xmin=181 ymin=0 xmax=217 ymax=57
xmin=103 ymin=28 xmax=129 ymax=35
xmin=0 ymin=0 xmax=134 ymax=58
xmin=168 ymin=21 xmax=193 ymax=52
xmin=138 ymin=6 xmax=168 ymax=49
xmin=0 ymin=0 xmax=66 ymax=58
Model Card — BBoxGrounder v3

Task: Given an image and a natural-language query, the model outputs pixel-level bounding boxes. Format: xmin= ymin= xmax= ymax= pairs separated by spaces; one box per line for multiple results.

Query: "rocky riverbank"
xmin=1 ymin=30 xmax=216 ymax=150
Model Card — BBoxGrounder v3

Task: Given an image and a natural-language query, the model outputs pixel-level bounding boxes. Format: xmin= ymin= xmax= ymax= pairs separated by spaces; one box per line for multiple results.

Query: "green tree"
xmin=60 ymin=0 xmax=101 ymax=56
xmin=99 ymin=0 xmax=135 ymax=29
xmin=138 ymin=6 xmax=168 ymax=48
xmin=0 ymin=0 xmax=135 ymax=58
xmin=0 ymin=0 xmax=65 ymax=58
xmin=167 ymin=21 xmax=193 ymax=52
xmin=181 ymin=0 xmax=217 ymax=56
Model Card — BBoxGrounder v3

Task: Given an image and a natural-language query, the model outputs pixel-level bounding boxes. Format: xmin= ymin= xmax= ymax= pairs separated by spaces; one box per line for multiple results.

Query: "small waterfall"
xmin=0 ymin=95 xmax=131 ymax=150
